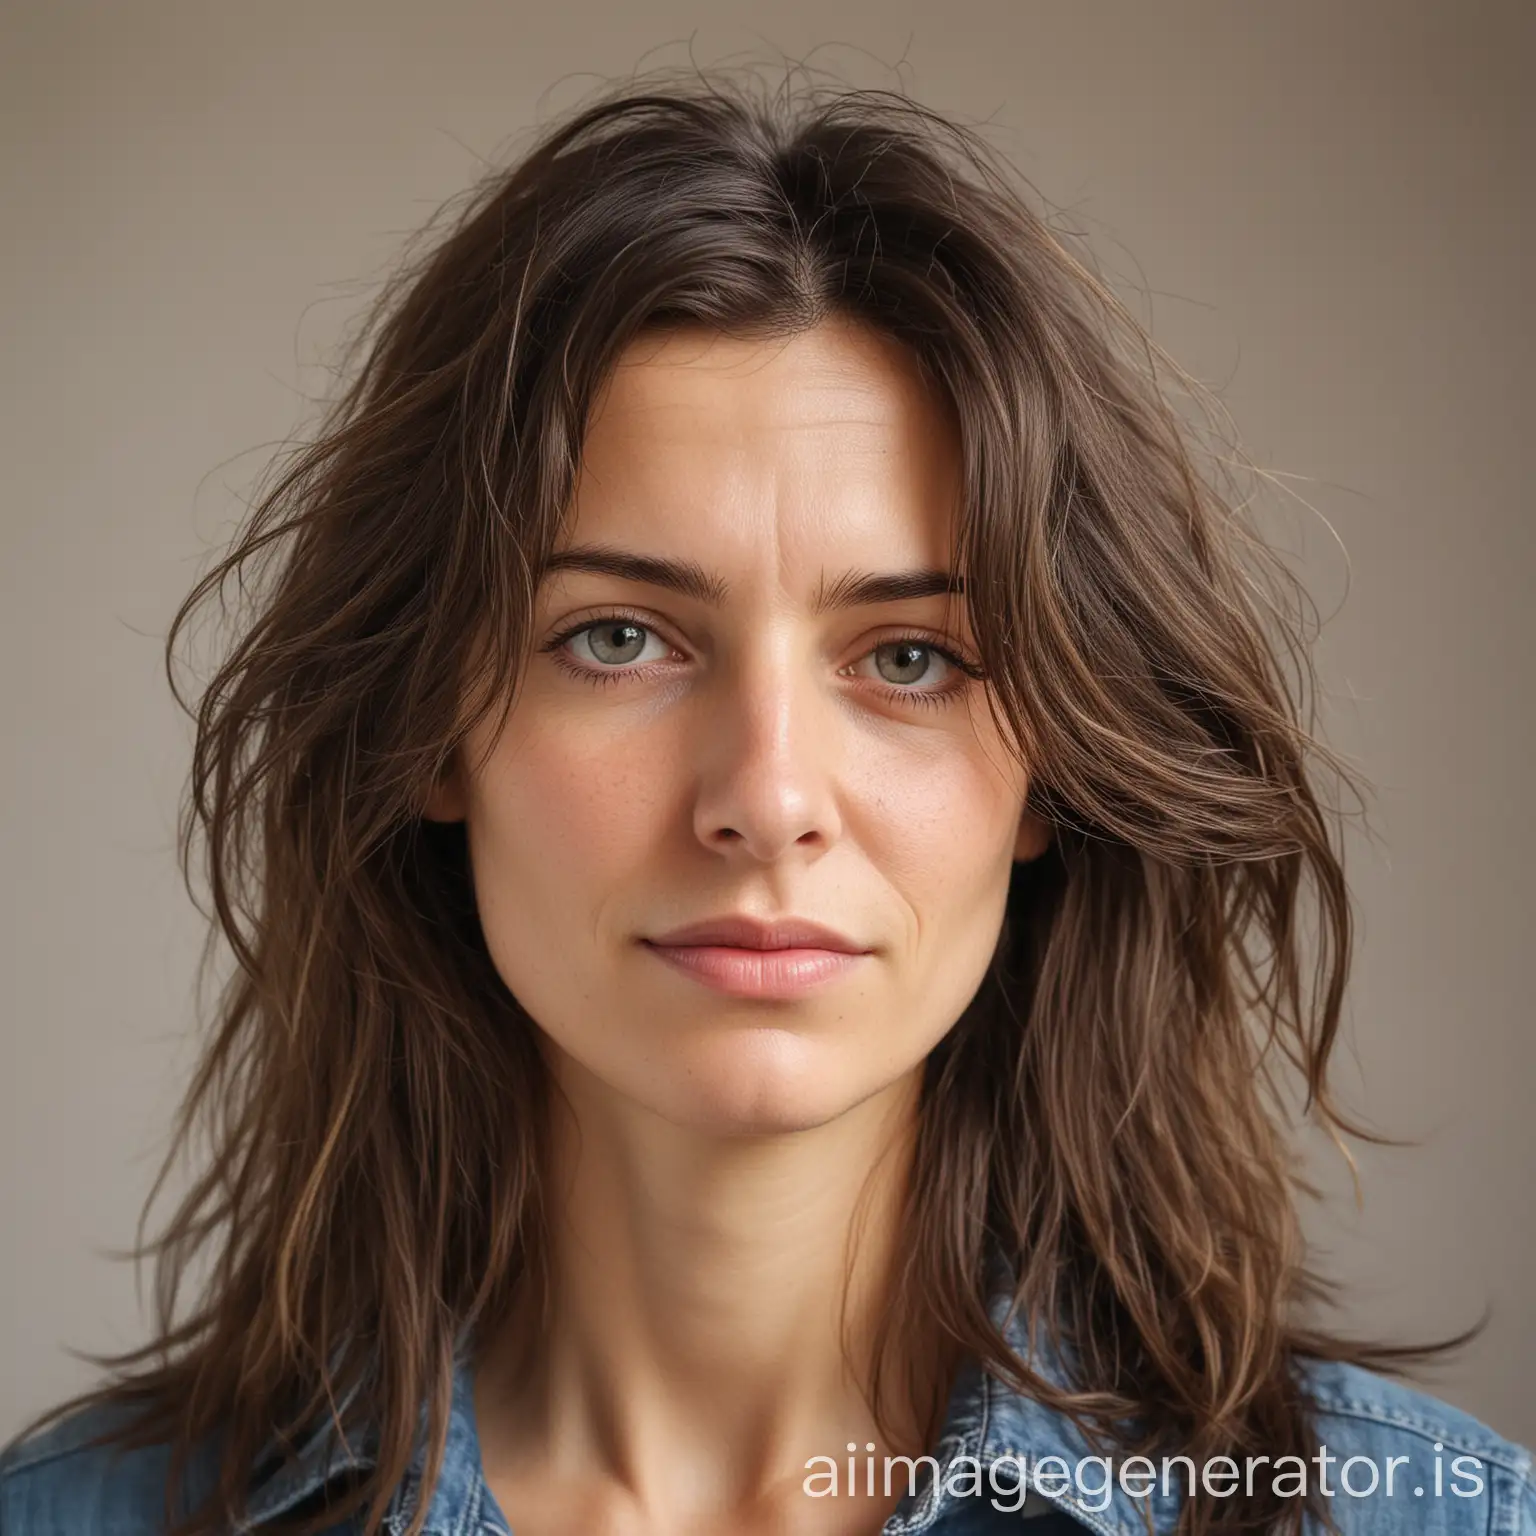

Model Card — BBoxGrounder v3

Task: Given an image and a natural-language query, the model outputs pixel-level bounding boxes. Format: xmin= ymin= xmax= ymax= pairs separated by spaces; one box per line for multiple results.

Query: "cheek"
xmin=473 ymin=712 xmax=674 ymax=883
xmin=857 ymin=740 xmax=1024 ymax=937
xmin=461 ymin=712 xmax=679 ymax=992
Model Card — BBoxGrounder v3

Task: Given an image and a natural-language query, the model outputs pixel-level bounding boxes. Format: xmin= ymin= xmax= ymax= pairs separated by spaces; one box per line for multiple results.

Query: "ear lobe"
xmin=421 ymin=762 xmax=468 ymax=824
xmin=1013 ymin=806 xmax=1052 ymax=863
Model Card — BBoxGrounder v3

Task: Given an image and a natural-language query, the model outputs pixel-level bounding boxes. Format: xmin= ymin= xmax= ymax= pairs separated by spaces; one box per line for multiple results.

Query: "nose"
xmin=690 ymin=637 xmax=843 ymax=864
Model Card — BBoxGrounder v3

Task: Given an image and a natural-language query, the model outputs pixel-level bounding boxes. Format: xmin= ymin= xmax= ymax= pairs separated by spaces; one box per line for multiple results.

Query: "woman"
xmin=1 ymin=78 xmax=1529 ymax=1536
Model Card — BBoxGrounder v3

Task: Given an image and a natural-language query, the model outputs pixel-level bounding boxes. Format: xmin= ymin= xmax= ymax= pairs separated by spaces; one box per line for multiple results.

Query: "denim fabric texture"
xmin=3 ymin=1300 xmax=1532 ymax=1534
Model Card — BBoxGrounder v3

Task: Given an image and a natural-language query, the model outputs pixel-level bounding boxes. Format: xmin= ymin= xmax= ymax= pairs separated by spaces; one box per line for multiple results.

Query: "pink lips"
xmin=642 ymin=915 xmax=871 ymax=1000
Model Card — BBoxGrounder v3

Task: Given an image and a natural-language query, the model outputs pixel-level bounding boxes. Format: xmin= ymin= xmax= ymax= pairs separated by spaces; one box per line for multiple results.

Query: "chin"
xmin=640 ymin=1027 xmax=882 ymax=1137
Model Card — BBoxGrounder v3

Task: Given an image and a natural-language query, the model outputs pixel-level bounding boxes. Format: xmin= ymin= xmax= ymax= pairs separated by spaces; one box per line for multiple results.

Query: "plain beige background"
xmin=2 ymin=0 xmax=1531 ymax=1448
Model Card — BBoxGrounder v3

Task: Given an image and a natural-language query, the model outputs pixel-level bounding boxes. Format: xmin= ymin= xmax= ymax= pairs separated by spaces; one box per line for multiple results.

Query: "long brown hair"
xmin=32 ymin=73 xmax=1430 ymax=1534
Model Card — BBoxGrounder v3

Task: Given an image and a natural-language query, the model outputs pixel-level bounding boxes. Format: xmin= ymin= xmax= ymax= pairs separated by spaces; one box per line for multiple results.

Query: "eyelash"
xmin=540 ymin=609 xmax=985 ymax=711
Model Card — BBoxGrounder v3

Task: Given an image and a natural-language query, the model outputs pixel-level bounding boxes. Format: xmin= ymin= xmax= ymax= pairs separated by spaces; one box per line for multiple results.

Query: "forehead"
xmin=563 ymin=320 xmax=962 ymax=572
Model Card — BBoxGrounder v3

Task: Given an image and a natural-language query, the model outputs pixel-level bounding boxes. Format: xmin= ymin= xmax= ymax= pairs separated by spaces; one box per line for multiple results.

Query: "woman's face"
xmin=434 ymin=319 xmax=1048 ymax=1135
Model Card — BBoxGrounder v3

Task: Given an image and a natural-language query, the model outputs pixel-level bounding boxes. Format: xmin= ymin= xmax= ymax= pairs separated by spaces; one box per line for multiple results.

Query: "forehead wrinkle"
xmin=563 ymin=324 xmax=963 ymax=619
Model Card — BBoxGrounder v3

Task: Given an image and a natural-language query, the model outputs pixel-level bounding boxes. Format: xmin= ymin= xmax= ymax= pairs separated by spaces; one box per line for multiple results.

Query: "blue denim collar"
xmin=379 ymin=1360 xmax=505 ymax=1536
xmin=878 ymin=1296 xmax=1180 ymax=1536
xmin=240 ymin=1298 xmax=1180 ymax=1536
xmin=239 ymin=1354 xmax=493 ymax=1534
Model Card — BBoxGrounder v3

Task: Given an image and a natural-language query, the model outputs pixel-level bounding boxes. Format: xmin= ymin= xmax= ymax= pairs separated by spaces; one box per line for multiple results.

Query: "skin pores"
xmin=430 ymin=319 xmax=1049 ymax=1137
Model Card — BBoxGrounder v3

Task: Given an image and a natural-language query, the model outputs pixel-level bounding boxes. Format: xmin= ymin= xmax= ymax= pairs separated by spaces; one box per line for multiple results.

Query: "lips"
xmin=641 ymin=914 xmax=872 ymax=999
xmin=644 ymin=915 xmax=868 ymax=953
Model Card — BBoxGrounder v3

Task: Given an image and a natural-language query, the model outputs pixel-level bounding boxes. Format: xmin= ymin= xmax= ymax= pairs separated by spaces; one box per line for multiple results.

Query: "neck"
xmin=475 ymin=1052 xmax=943 ymax=1525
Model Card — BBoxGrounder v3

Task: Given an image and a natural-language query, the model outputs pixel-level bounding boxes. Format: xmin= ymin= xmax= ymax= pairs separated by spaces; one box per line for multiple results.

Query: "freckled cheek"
xmin=859 ymin=750 xmax=1022 ymax=912
xmin=471 ymin=717 xmax=678 ymax=893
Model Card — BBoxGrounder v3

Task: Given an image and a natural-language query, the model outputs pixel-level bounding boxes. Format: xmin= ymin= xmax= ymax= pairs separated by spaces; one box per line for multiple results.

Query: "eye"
xmin=843 ymin=636 xmax=982 ymax=708
xmin=867 ymin=640 xmax=953 ymax=688
xmin=544 ymin=613 xmax=980 ymax=706
xmin=564 ymin=619 xmax=672 ymax=668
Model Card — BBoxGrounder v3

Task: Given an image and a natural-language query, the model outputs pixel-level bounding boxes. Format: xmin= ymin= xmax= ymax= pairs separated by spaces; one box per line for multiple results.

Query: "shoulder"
xmin=0 ymin=1398 xmax=385 ymax=1536
xmin=0 ymin=1402 xmax=188 ymax=1535
xmin=1294 ymin=1357 xmax=1535 ymax=1533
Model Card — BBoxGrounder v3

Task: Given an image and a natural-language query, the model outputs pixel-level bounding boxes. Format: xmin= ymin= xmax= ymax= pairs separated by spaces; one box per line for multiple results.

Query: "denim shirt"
xmin=3 ymin=1307 xmax=1532 ymax=1535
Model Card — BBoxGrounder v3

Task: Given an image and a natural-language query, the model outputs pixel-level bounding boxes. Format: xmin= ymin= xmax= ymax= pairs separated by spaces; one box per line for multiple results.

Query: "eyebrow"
xmin=538 ymin=544 xmax=965 ymax=615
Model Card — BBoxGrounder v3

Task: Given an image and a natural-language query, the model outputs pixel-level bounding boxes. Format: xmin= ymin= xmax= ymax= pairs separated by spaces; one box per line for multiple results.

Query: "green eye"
xmin=874 ymin=641 xmax=939 ymax=686
xmin=579 ymin=621 xmax=650 ymax=666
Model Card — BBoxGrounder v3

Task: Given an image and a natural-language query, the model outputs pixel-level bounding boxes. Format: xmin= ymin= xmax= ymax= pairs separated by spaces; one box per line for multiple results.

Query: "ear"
xmin=421 ymin=757 xmax=468 ymax=823
xmin=1013 ymin=805 xmax=1052 ymax=863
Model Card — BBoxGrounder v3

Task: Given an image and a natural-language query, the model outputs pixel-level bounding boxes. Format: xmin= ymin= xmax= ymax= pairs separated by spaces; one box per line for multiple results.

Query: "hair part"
xmin=19 ymin=70 xmax=1449 ymax=1536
